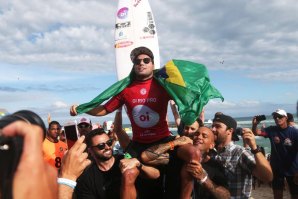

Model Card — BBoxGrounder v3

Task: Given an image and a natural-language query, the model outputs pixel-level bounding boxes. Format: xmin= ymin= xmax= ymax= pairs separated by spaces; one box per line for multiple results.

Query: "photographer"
xmin=1 ymin=121 xmax=57 ymax=199
xmin=252 ymin=109 xmax=298 ymax=199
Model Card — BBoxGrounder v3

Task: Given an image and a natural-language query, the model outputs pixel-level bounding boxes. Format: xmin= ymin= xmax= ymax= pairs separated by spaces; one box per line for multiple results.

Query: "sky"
xmin=0 ymin=0 xmax=298 ymax=125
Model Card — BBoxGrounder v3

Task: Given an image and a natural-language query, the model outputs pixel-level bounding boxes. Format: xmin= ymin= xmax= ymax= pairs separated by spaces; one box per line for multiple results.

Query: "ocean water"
xmin=225 ymin=115 xmax=296 ymax=155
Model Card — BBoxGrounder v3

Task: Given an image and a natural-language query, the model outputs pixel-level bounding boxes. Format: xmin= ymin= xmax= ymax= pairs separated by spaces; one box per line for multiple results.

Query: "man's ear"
xmin=227 ymin=128 xmax=233 ymax=136
xmin=209 ymin=143 xmax=215 ymax=150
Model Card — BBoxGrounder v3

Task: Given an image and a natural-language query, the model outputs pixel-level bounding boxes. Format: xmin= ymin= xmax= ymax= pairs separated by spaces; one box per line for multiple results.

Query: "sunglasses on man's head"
xmin=273 ymin=114 xmax=284 ymax=120
xmin=133 ymin=57 xmax=151 ymax=65
xmin=78 ymin=124 xmax=90 ymax=129
xmin=92 ymin=139 xmax=114 ymax=150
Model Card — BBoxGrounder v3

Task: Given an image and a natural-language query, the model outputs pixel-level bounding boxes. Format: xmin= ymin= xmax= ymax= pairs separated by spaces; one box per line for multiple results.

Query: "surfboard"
xmin=114 ymin=0 xmax=160 ymax=80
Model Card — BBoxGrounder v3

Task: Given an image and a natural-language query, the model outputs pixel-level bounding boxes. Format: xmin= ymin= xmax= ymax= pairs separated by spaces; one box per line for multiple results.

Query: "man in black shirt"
xmin=74 ymin=128 xmax=122 ymax=199
xmin=186 ymin=127 xmax=230 ymax=199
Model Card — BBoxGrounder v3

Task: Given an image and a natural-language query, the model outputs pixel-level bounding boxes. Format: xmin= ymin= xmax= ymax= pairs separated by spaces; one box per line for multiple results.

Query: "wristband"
xmin=57 ymin=178 xmax=77 ymax=189
xmin=169 ymin=141 xmax=175 ymax=150
xmin=199 ymin=174 xmax=208 ymax=184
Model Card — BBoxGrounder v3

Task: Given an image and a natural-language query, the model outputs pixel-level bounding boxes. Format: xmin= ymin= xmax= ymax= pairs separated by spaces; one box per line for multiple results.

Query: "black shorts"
xmin=125 ymin=136 xmax=176 ymax=159
xmin=272 ymin=170 xmax=298 ymax=195
xmin=125 ymin=136 xmax=183 ymax=199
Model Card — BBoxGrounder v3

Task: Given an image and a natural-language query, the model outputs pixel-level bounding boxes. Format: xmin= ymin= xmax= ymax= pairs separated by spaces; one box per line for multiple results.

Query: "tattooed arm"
xmin=186 ymin=160 xmax=230 ymax=199
xmin=140 ymin=136 xmax=193 ymax=166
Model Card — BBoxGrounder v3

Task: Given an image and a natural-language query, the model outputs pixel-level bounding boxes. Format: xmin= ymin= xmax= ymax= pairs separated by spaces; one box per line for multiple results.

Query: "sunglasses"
xmin=78 ymin=124 xmax=90 ymax=129
xmin=92 ymin=139 xmax=114 ymax=150
xmin=273 ymin=114 xmax=284 ymax=120
xmin=133 ymin=57 xmax=151 ymax=65
xmin=50 ymin=128 xmax=61 ymax=131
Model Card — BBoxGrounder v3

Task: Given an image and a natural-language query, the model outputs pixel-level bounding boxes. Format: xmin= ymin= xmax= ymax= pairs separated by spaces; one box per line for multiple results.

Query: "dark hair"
xmin=130 ymin=46 xmax=154 ymax=64
xmin=287 ymin=113 xmax=294 ymax=122
xmin=213 ymin=114 xmax=237 ymax=131
xmin=196 ymin=118 xmax=204 ymax=127
xmin=48 ymin=121 xmax=61 ymax=129
xmin=85 ymin=128 xmax=107 ymax=148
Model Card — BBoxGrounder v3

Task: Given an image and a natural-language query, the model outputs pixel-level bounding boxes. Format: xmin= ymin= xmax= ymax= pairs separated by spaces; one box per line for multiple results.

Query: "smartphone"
xmin=64 ymin=121 xmax=79 ymax=149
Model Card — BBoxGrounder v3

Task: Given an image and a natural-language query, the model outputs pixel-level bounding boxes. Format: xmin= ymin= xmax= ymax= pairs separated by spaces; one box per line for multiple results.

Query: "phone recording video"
xmin=64 ymin=122 xmax=79 ymax=149
xmin=255 ymin=115 xmax=266 ymax=122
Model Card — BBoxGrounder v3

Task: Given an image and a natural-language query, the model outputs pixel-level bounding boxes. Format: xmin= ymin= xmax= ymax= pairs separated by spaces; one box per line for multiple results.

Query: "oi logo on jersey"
xmin=132 ymin=105 xmax=159 ymax=128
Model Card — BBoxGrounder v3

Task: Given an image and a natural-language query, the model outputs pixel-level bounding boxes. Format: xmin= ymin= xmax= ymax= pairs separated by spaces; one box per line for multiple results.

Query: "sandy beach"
xmin=251 ymin=184 xmax=291 ymax=199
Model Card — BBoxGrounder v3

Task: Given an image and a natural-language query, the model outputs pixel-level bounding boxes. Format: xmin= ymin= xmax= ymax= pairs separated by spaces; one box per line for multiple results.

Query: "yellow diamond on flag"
xmin=164 ymin=60 xmax=186 ymax=87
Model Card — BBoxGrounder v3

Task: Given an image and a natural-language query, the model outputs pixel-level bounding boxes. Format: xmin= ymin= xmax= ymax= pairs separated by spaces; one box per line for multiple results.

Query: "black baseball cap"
xmin=213 ymin=114 xmax=239 ymax=141
xmin=130 ymin=46 xmax=154 ymax=63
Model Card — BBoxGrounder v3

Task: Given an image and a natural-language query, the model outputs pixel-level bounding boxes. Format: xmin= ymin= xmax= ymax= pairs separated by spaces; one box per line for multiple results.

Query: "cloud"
xmin=52 ymin=101 xmax=68 ymax=109
xmin=247 ymin=69 xmax=298 ymax=82
xmin=1 ymin=0 xmax=297 ymax=124
xmin=0 ymin=0 xmax=116 ymax=72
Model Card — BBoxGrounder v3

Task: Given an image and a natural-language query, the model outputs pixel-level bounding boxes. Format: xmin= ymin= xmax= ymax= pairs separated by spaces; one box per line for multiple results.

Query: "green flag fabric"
xmin=154 ymin=59 xmax=224 ymax=125
xmin=76 ymin=73 xmax=133 ymax=114
xmin=76 ymin=59 xmax=224 ymax=125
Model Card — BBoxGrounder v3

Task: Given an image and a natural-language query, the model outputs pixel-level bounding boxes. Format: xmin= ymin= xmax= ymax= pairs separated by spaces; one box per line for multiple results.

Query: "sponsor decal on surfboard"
xmin=115 ymin=0 xmax=160 ymax=80
xmin=115 ymin=41 xmax=134 ymax=48
xmin=117 ymin=7 xmax=129 ymax=19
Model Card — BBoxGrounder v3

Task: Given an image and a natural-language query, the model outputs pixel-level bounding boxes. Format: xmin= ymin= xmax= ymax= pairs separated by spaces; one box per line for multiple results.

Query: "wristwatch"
xmin=251 ymin=145 xmax=262 ymax=155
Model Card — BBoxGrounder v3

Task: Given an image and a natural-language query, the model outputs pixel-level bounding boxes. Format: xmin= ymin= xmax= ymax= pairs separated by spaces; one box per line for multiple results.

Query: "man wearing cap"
xmin=77 ymin=117 xmax=92 ymax=137
xmin=70 ymin=46 xmax=201 ymax=198
xmin=70 ymin=46 xmax=172 ymax=148
xmin=212 ymin=114 xmax=272 ymax=199
xmin=70 ymin=47 xmax=200 ymax=161
xmin=252 ymin=109 xmax=298 ymax=199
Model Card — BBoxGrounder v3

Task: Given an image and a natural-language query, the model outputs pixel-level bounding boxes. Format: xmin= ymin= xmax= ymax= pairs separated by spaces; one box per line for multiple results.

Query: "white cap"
xmin=77 ymin=117 xmax=92 ymax=125
xmin=272 ymin=109 xmax=287 ymax=117
xmin=103 ymin=121 xmax=113 ymax=131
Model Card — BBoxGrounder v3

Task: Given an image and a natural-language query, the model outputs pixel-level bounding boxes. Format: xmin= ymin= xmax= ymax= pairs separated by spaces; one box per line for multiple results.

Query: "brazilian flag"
xmin=76 ymin=59 xmax=224 ymax=125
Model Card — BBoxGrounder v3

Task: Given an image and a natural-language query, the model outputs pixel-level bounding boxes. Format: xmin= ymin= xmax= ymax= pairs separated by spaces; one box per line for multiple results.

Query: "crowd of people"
xmin=1 ymin=46 xmax=298 ymax=199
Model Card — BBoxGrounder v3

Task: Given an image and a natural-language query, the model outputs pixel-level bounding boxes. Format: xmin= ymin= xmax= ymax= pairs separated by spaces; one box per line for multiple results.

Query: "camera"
xmin=255 ymin=115 xmax=266 ymax=122
xmin=0 ymin=110 xmax=46 ymax=199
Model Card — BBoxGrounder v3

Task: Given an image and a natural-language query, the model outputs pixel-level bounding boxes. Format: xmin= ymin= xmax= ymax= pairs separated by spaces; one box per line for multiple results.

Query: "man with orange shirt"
xmin=43 ymin=121 xmax=68 ymax=170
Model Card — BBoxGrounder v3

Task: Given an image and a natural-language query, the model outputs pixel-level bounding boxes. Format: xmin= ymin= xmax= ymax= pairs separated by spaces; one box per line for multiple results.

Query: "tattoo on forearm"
xmin=202 ymin=179 xmax=230 ymax=199
xmin=145 ymin=144 xmax=171 ymax=159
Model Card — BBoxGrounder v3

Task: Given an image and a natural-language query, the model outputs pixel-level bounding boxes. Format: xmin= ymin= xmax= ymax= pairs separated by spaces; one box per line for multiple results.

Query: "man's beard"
xmin=94 ymin=149 xmax=113 ymax=161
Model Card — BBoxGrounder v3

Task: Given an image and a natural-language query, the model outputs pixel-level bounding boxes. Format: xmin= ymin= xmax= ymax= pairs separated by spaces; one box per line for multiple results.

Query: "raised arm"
xmin=113 ymin=106 xmax=130 ymax=150
xmin=169 ymin=100 xmax=181 ymax=127
xmin=242 ymin=128 xmax=273 ymax=183
xmin=251 ymin=116 xmax=261 ymax=135
xmin=58 ymin=136 xmax=91 ymax=199
xmin=70 ymin=104 xmax=107 ymax=116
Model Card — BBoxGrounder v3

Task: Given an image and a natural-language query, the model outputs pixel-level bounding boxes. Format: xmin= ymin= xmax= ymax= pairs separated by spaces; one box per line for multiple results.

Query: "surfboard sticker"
xmin=115 ymin=0 xmax=160 ymax=80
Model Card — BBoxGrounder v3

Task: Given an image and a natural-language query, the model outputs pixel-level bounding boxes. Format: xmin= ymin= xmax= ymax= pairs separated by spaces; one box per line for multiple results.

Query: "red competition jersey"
xmin=104 ymin=78 xmax=171 ymax=143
